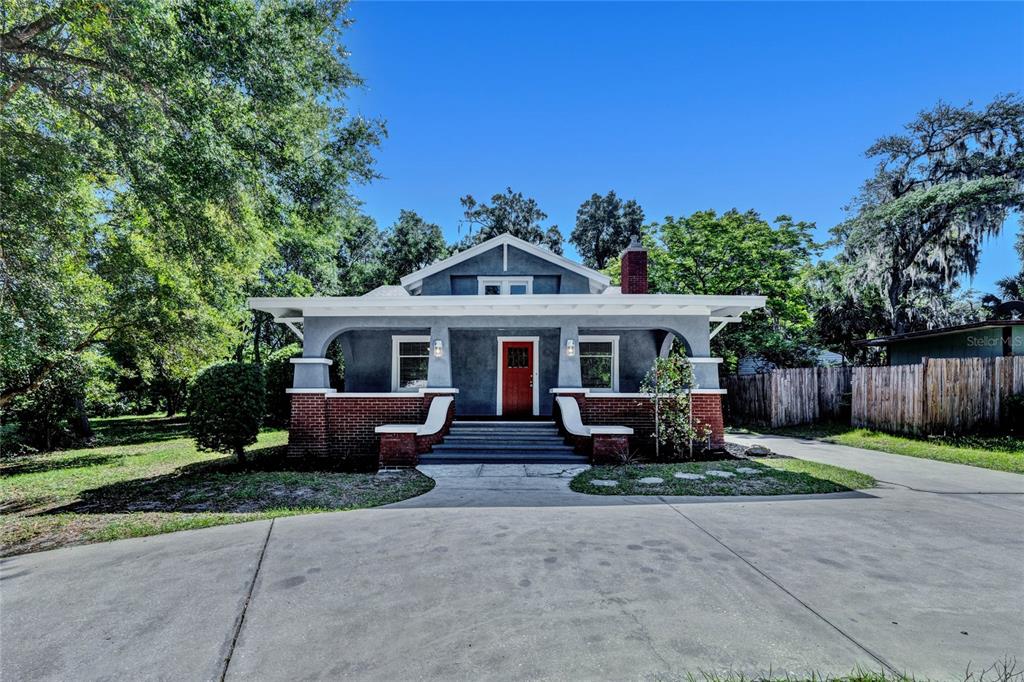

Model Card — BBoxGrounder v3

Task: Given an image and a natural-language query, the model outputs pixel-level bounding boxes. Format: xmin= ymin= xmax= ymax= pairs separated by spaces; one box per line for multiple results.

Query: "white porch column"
xmin=557 ymin=324 xmax=582 ymax=387
xmin=427 ymin=324 xmax=452 ymax=387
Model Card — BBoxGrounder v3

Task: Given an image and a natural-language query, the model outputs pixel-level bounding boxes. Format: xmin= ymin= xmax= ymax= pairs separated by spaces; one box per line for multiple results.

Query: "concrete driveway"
xmin=3 ymin=439 xmax=1022 ymax=681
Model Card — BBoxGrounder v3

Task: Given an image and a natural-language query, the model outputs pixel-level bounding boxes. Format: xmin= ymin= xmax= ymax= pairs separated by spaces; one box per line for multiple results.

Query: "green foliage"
xmin=833 ymin=95 xmax=1024 ymax=334
xmin=458 ymin=188 xmax=564 ymax=254
xmin=380 ymin=210 xmax=449 ymax=281
xmin=989 ymin=228 xmax=1024 ymax=305
xmin=640 ymin=354 xmax=708 ymax=460
xmin=570 ymin=191 xmax=645 ymax=269
xmin=650 ymin=209 xmax=820 ymax=369
xmin=1 ymin=0 xmax=382 ymax=410
xmin=188 ymin=363 xmax=266 ymax=460
xmin=805 ymin=261 xmax=889 ymax=364
xmin=264 ymin=344 xmax=302 ymax=426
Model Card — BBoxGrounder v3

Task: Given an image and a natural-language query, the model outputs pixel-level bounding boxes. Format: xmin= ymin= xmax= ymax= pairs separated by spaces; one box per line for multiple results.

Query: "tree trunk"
xmin=235 ymin=445 xmax=247 ymax=465
xmin=72 ymin=397 xmax=93 ymax=440
xmin=165 ymin=388 xmax=179 ymax=418
xmin=253 ymin=314 xmax=262 ymax=365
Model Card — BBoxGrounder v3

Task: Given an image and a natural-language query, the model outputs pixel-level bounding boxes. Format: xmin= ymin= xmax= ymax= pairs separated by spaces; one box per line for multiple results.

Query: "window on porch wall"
xmin=392 ymin=337 xmax=429 ymax=391
xmin=579 ymin=337 xmax=619 ymax=391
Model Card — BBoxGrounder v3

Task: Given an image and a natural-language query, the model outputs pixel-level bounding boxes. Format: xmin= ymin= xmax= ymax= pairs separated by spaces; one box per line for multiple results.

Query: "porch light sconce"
xmin=565 ymin=339 xmax=575 ymax=357
xmin=433 ymin=339 xmax=444 ymax=358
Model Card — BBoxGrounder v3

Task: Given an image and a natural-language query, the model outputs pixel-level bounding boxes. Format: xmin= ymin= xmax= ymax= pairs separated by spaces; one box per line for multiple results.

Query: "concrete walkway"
xmin=3 ymin=438 xmax=1022 ymax=681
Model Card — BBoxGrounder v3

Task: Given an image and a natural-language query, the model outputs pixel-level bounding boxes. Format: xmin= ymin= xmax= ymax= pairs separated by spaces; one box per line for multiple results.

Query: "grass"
xmin=756 ymin=423 xmax=1024 ymax=475
xmin=571 ymin=457 xmax=875 ymax=496
xmin=0 ymin=414 xmax=434 ymax=556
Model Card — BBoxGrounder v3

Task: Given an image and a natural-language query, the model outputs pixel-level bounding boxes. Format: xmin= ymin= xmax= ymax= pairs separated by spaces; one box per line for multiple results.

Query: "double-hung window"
xmin=478 ymin=277 xmax=533 ymax=295
xmin=579 ymin=336 xmax=619 ymax=392
xmin=392 ymin=336 xmax=430 ymax=391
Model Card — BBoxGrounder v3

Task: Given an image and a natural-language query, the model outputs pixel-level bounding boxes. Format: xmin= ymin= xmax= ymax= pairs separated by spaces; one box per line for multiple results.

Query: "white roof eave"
xmin=249 ymin=294 xmax=767 ymax=320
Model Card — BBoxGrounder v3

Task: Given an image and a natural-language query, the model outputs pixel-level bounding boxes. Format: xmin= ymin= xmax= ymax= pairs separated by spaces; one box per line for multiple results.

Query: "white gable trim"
xmin=399 ymin=233 xmax=611 ymax=292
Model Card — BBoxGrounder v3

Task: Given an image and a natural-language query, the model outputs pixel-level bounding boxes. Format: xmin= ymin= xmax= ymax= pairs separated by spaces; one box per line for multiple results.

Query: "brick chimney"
xmin=620 ymin=236 xmax=648 ymax=294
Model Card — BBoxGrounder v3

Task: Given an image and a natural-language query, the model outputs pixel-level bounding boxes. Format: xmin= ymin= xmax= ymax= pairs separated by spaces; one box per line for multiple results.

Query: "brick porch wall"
xmin=288 ymin=392 xmax=455 ymax=467
xmin=573 ymin=393 xmax=726 ymax=454
xmin=326 ymin=396 xmax=422 ymax=459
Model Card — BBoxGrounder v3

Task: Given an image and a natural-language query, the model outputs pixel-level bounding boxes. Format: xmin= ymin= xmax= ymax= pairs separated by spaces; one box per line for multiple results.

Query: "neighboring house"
xmin=249 ymin=234 xmax=765 ymax=466
xmin=855 ymin=320 xmax=1024 ymax=365
xmin=737 ymin=350 xmax=846 ymax=376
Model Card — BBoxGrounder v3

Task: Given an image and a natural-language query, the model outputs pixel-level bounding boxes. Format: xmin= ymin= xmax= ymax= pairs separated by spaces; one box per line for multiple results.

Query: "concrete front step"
xmin=432 ymin=443 xmax=576 ymax=453
xmin=451 ymin=421 xmax=556 ymax=427
xmin=443 ymin=435 xmax=566 ymax=443
xmin=419 ymin=453 xmax=589 ymax=464
xmin=434 ymin=419 xmax=577 ymax=463
xmin=448 ymin=425 xmax=559 ymax=431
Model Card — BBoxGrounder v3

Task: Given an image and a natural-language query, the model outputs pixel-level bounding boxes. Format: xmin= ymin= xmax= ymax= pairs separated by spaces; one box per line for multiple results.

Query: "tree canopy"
xmin=834 ymin=95 xmax=1024 ymax=334
xmin=570 ymin=191 xmax=645 ymax=269
xmin=458 ymin=188 xmax=563 ymax=254
xmin=381 ymin=210 xmax=449 ymax=279
xmin=648 ymin=209 xmax=819 ymax=369
xmin=1 ymin=0 xmax=382 ymax=408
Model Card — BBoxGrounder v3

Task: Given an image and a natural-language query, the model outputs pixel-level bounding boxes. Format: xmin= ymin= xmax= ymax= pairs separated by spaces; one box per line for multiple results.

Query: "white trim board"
xmin=578 ymin=335 xmax=619 ymax=392
xmin=391 ymin=335 xmax=430 ymax=392
xmin=250 ymin=293 xmax=767 ymax=320
xmin=478 ymin=276 xmax=534 ymax=295
xmin=495 ymin=336 xmax=540 ymax=417
xmin=286 ymin=388 xmax=461 ymax=397
xmin=548 ymin=388 xmax=728 ymax=396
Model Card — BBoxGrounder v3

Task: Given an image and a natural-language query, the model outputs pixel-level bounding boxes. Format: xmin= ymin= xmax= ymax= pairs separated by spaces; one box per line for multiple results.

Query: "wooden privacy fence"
xmin=851 ymin=356 xmax=1024 ymax=435
xmin=724 ymin=366 xmax=852 ymax=428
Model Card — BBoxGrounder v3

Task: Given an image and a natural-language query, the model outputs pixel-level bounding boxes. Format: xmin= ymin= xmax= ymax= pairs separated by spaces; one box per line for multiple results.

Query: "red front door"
xmin=501 ymin=341 xmax=534 ymax=417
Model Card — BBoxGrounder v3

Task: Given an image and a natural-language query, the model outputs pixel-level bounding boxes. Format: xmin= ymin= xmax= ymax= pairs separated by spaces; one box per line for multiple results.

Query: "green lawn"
xmin=0 ymin=415 xmax=433 ymax=556
xmin=758 ymin=423 xmax=1024 ymax=475
xmin=571 ymin=458 xmax=874 ymax=496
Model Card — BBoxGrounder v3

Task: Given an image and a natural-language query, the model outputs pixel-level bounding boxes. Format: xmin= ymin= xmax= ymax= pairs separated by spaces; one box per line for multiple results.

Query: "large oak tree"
xmin=834 ymin=95 xmax=1024 ymax=334
xmin=1 ymin=0 xmax=382 ymax=408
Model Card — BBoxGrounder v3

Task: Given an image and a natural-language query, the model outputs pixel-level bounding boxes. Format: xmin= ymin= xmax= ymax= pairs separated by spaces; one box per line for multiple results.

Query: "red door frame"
xmin=499 ymin=339 xmax=535 ymax=417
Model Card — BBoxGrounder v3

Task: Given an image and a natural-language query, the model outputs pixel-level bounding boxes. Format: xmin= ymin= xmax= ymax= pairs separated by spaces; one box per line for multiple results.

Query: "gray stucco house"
xmin=249 ymin=233 xmax=765 ymax=467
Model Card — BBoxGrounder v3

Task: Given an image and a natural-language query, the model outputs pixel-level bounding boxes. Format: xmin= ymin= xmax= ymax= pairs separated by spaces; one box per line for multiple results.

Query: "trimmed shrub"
xmin=189 ymin=362 xmax=266 ymax=462
xmin=264 ymin=343 xmax=302 ymax=426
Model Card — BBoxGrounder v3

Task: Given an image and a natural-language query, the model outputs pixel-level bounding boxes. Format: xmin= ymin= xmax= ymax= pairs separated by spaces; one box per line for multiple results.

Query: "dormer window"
xmin=478 ymin=277 xmax=533 ymax=295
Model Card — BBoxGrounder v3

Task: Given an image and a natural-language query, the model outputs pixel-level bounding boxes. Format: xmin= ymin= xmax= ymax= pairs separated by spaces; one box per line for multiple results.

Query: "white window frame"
xmin=478 ymin=276 xmax=534 ymax=295
xmin=578 ymin=335 xmax=619 ymax=393
xmin=391 ymin=335 xmax=431 ymax=392
xmin=495 ymin=336 xmax=540 ymax=416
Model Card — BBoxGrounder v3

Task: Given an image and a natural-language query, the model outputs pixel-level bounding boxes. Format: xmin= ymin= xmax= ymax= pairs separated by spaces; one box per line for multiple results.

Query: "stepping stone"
xmin=591 ymin=479 xmax=619 ymax=487
xmin=673 ymin=472 xmax=706 ymax=480
xmin=736 ymin=467 xmax=763 ymax=474
xmin=706 ymin=470 xmax=735 ymax=478
xmin=638 ymin=477 xmax=664 ymax=485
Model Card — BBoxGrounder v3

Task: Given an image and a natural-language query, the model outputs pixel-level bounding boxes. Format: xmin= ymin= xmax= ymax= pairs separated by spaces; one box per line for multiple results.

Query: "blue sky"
xmin=342 ymin=1 xmax=1024 ymax=295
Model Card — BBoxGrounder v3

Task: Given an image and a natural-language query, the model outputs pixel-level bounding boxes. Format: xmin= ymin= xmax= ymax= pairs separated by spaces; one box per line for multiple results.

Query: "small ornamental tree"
xmin=189 ymin=363 xmax=266 ymax=463
xmin=640 ymin=354 xmax=709 ymax=460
